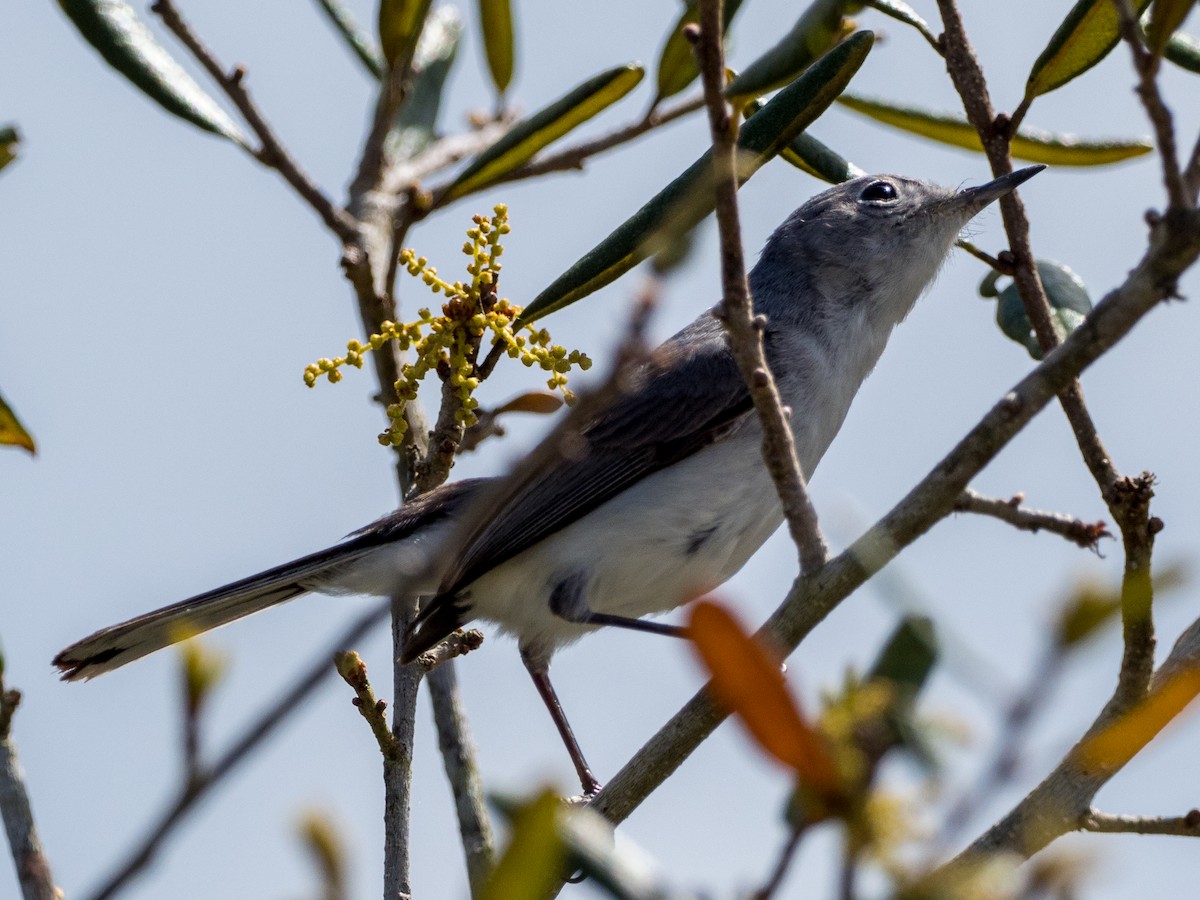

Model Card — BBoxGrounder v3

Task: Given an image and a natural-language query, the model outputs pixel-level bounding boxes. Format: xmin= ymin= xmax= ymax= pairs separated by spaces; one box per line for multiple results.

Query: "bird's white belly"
xmin=464 ymin=430 xmax=784 ymax=653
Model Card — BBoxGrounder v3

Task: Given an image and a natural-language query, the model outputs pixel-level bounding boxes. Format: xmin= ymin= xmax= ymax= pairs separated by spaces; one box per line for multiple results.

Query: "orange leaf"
xmin=1080 ymin=666 xmax=1200 ymax=771
xmin=688 ymin=600 xmax=838 ymax=790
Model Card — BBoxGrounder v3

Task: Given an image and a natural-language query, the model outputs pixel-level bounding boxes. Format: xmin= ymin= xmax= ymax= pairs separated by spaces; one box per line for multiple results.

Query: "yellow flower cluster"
xmin=304 ymin=205 xmax=591 ymax=447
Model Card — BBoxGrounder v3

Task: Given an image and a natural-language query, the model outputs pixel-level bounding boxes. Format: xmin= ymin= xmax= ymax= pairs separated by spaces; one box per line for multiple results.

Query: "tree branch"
xmin=691 ymin=0 xmax=828 ymax=575
xmin=0 ymin=684 xmax=59 ymax=900
xmin=1079 ymin=809 xmax=1200 ymax=837
xmin=952 ymin=489 xmax=1110 ymax=550
xmin=947 ymin=614 xmax=1200 ymax=866
xmin=150 ymin=0 xmax=358 ymax=244
xmin=935 ymin=0 xmax=1124 ymax=503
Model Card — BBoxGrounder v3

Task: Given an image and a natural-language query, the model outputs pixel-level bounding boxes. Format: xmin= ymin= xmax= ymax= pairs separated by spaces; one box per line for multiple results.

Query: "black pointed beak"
xmin=954 ymin=165 xmax=1046 ymax=211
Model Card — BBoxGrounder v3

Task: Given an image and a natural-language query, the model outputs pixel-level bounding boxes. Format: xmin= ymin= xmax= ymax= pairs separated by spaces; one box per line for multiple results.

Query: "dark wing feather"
xmin=440 ymin=312 xmax=754 ymax=596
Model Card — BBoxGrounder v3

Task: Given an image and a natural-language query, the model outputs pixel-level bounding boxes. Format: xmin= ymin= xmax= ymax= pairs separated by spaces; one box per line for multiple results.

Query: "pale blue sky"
xmin=2 ymin=2 xmax=1199 ymax=898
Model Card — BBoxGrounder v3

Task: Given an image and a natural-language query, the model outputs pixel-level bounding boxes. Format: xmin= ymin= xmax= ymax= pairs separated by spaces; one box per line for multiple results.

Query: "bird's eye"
xmin=860 ymin=180 xmax=898 ymax=203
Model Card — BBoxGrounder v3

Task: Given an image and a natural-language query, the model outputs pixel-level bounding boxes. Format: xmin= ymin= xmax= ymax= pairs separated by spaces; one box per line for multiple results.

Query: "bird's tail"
xmin=53 ymin=543 xmax=371 ymax=681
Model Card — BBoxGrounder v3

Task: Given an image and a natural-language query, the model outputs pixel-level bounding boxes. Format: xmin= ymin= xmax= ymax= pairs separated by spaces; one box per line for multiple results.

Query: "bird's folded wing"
xmin=438 ymin=313 xmax=755 ymax=596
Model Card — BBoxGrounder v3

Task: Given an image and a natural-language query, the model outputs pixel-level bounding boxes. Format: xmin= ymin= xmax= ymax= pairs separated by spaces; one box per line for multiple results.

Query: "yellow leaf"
xmin=839 ymin=94 xmax=1153 ymax=165
xmin=1026 ymin=0 xmax=1154 ymax=98
xmin=0 ymin=390 xmax=35 ymax=454
xmin=482 ymin=789 xmax=566 ymax=900
xmin=1080 ymin=667 xmax=1200 ymax=771
xmin=688 ymin=600 xmax=839 ymax=791
xmin=1147 ymin=0 xmax=1197 ymax=55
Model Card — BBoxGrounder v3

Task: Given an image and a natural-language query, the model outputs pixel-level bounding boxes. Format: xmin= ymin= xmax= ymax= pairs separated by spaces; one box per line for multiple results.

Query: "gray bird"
xmin=55 ymin=166 xmax=1043 ymax=795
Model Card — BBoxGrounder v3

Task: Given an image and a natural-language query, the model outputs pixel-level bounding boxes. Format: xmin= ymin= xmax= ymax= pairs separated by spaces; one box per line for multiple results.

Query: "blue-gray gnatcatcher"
xmin=55 ymin=166 xmax=1043 ymax=794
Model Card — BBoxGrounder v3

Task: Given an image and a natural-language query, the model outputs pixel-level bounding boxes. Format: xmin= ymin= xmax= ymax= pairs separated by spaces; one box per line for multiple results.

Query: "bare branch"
xmin=947 ymin=613 xmax=1200 ymax=866
xmin=1079 ymin=809 xmax=1200 ymax=837
xmin=335 ymin=651 xmax=402 ymax=760
xmin=0 ymin=684 xmax=59 ymax=900
xmin=415 ymin=629 xmax=485 ymax=672
xmin=691 ymin=0 xmax=829 ymax=575
xmin=936 ymin=0 xmax=1123 ymax=502
xmin=953 ymin=489 xmax=1110 ymax=550
xmin=1113 ymin=0 xmax=1191 ymax=210
xmin=426 ymin=664 xmax=495 ymax=896
xmin=150 ymin=0 xmax=358 ymax=244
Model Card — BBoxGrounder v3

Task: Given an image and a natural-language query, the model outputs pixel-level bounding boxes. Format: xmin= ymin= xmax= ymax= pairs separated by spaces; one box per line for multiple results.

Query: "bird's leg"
xmin=520 ymin=647 xmax=602 ymax=797
xmin=549 ymin=573 xmax=688 ymax=638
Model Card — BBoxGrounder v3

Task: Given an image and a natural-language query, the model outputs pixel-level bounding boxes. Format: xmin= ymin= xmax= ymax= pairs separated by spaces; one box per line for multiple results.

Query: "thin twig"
xmin=1113 ymin=0 xmax=1190 ymax=210
xmin=1079 ymin=809 xmax=1200 ymax=837
xmin=751 ymin=822 xmax=807 ymax=900
xmin=955 ymin=238 xmax=1013 ymax=274
xmin=84 ymin=603 xmax=390 ymax=900
xmin=691 ymin=0 xmax=829 ymax=575
xmin=0 ymin=683 xmax=59 ymax=900
xmin=953 ymin=489 xmax=1110 ymax=550
xmin=335 ymin=651 xmax=403 ymax=760
xmin=416 ymin=629 xmax=485 ymax=671
xmin=384 ymin=596 xmax=422 ymax=900
xmin=151 ymin=0 xmax=358 ymax=244
xmin=935 ymin=0 xmax=1124 ymax=503
xmin=1109 ymin=473 xmax=1159 ymax=707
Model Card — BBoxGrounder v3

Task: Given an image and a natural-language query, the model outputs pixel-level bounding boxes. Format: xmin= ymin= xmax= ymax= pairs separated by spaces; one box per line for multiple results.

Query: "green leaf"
xmin=522 ymin=32 xmax=874 ymax=323
xmin=0 ymin=125 xmax=19 ymax=174
xmin=55 ymin=0 xmax=248 ymax=146
xmin=989 ymin=260 xmax=1093 ymax=359
xmin=867 ymin=616 xmax=938 ymax=694
xmin=385 ymin=7 xmax=460 ymax=162
xmin=725 ymin=0 xmax=855 ymax=101
xmin=1026 ymin=0 xmax=1153 ymax=98
xmin=1164 ymin=30 xmax=1200 ymax=72
xmin=378 ymin=0 xmax=433 ymax=70
xmin=441 ymin=63 xmax=645 ymax=202
xmin=653 ymin=0 xmax=746 ymax=105
xmin=862 ymin=0 xmax=939 ymax=47
xmin=780 ymin=131 xmax=865 ymax=183
xmin=1147 ymin=0 xmax=1196 ymax=55
xmin=482 ymin=789 xmax=566 ymax=900
xmin=315 ymin=0 xmax=384 ymax=79
xmin=0 ymin=390 xmax=36 ymax=455
xmin=478 ymin=0 xmax=515 ymax=95
xmin=839 ymin=94 xmax=1153 ymax=165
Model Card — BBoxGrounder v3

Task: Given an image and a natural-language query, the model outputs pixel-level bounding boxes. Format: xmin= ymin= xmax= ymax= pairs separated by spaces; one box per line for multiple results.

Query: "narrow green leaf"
xmin=315 ymin=0 xmax=384 ymax=79
xmin=378 ymin=0 xmax=434 ymax=70
xmin=868 ymin=616 xmax=938 ymax=694
xmin=55 ymin=0 xmax=248 ymax=146
xmin=0 ymin=390 xmax=36 ymax=455
xmin=522 ymin=32 xmax=874 ymax=323
xmin=1164 ymin=29 xmax=1200 ymax=71
xmin=725 ymin=0 xmax=854 ymax=101
xmin=441 ymin=63 xmax=645 ymax=202
xmin=478 ymin=0 xmax=515 ymax=95
xmin=653 ymin=0 xmax=746 ymax=105
xmin=862 ymin=0 xmax=940 ymax=48
xmin=839 ymin=94 xmax=1153 ymax=165
xmin=990 ymin=260 xmax=1093 ymax=359
xmin=482 ymin=790 xmax=566 ymax=900
xmin=0 ymin=125 xmax=19 ymax=173
xmin=780 ymin=132 xmax=865 ymax=183
xmin=385 ymin=7 xmax=460 ymax=162
xmin=1026 ymin=0 xmax=1153 ymax=98
xmin=1147 ymin=0 xmax=1196 ymax=55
